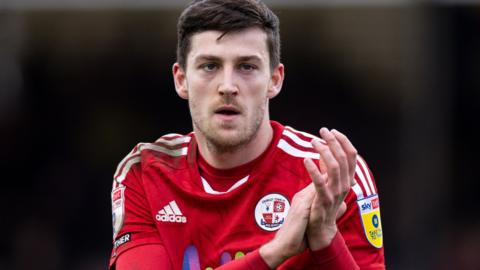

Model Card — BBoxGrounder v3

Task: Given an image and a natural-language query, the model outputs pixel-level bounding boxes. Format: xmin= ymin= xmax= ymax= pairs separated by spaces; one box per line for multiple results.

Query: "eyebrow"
xmin=193 ymin=54 xmax=263 ymax=64
xmin=237 ymin=55 xmax=263 ymax=63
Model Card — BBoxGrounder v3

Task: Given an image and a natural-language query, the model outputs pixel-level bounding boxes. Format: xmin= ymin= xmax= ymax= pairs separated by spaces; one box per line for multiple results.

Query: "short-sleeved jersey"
xmin=109 ymin=121 xmax=385 ymax=269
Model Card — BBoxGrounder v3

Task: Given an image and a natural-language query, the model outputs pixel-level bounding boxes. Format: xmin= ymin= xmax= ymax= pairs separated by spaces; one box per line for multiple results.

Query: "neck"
xmin=195 ymin=119 xmax=273 ymax=170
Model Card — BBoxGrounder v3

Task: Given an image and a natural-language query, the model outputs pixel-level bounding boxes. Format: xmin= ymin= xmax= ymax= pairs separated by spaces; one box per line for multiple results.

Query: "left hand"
xmin=303 ymin=128 xmax=358 ymax=250
xmin=259 ymin=183 xmax=316 ymax=268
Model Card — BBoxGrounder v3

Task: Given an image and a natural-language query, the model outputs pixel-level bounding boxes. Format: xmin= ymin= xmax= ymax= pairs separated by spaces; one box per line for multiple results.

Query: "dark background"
xmin=1 ymin=3 xmax=479 ymax=270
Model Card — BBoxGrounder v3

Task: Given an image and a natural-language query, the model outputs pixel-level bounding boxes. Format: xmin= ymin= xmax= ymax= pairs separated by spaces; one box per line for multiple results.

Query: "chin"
xmin=213 ymin=131 xmax=244 ymax=145
xmin=206 ymin=129 xmax=252 ymax=152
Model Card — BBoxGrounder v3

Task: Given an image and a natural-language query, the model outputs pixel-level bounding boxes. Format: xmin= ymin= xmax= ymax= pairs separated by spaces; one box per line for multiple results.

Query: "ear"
xmin=173 ymin=63 xmax=189 ymax=99
xmin=267 ymin=63 xmax=284 ymax=99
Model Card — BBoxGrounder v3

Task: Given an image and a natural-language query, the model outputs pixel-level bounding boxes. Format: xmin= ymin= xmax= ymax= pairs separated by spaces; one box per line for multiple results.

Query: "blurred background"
xmin=1 ymin=0 xmax=479 ymax=269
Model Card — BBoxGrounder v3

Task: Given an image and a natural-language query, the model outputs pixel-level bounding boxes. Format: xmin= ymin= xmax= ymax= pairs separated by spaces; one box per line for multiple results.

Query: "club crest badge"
xmin=111 ymin=186 xmax=126 ymax=239
xmin=254 ymin=193 xmax=290 ymax=231
xmin=357 ymin=194 xmax=383 ymax=248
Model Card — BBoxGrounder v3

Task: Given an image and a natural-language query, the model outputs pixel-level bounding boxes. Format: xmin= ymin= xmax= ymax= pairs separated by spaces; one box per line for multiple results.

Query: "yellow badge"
xmin=357 ymin=194 xmax=383 ymax=248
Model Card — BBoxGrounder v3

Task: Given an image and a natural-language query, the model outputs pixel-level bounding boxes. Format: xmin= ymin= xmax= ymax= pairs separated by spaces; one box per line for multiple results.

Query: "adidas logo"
xmin=156 ymin=200 xmax=187 ymax=223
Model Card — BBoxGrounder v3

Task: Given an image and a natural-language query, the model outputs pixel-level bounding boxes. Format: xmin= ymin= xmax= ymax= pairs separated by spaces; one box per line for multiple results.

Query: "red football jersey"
xmin=109 ymin=121 xmax=385 ymax=269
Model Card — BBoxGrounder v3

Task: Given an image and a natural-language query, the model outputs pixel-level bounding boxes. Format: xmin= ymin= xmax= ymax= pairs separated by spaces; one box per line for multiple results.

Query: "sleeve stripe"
xmin=155 ymin=136 xmax=191 ymax=146
xmin=285 ymin=126 xmax=320 ymax=141
xmin=114 ymin=135 xmax=190 ymax=180
xmin=355 ymin=163 xmax=372 ymax=196
xmin=113 ymin=143 xmax=143 ymax=183
xmin=357 ymin=156 xmax=376 ymax=194
xmin=114 ymin=145 xmax=188 ymax=183
xmin=147 ymin=144 xmax=188 ymax=157
xmin=115 ymin=156 xmax=141 ymax=184
xmin=351 ymin=181 xmax=364 ymax=200
xmin=283 ymin=129 xmax=314 ymax=148
xmin=113 ymin=136 xmax=190 ymax=186
xmin=277 ymin=139 xmax=320 ymax=159
xmin=158 ymin=133 xmax=183 ymax=139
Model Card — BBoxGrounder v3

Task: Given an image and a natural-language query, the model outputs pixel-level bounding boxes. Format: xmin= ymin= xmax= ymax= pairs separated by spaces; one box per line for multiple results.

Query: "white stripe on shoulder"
xmin=113 ymin=143 xmax=144 ymax=181
xmin=357 ymin=156 xmax=376 ymax=194
xmin=277 ymin=139 xmax=320 ymax=159
xmin=355 ymin=163 xmax=372 ymax=196
xmin=146 ymin=143 xmax=188 ymax=157
xmin=285 ymin=126 xmax=323 ymax=142
xmin=116 ymin=156 xmax=141 ymax=183
xmin=159 ymin=133 xmax=183 ymax=139
xmin=114 ymin=142 xmax=189 ymax=184
xmin=351 ymin=181 xmax=364 ymax=200
xmin=112 ymin=178 xmax=119 ymax=189
xmin=155 ymin=136 xmax=191 ymax=146
xmin=283 ymin=129 xmax=314 ymax=148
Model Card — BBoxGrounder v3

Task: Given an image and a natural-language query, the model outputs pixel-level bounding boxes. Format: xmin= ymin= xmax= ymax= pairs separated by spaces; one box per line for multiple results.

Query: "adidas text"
xmin=156 ymin=214 xmax=187 ymax=223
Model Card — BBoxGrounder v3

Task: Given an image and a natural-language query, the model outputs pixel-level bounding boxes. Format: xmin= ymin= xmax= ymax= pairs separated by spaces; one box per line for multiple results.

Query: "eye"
xmin=239 ymin=63 xmax=257 ymax=72
xmin=201 ymin=63 xmax=218 ymax=72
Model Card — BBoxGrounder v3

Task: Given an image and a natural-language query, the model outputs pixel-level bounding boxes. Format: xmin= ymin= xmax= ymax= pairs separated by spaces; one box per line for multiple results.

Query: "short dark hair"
xmin=176 ymin=0 xmax=280 ymax=70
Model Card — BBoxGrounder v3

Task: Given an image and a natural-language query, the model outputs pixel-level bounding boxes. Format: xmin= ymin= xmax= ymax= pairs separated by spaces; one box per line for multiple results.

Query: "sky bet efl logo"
xmin=361 ymin=197 xmax=379 ymax=211
xmin=357 ymin=195 xmax=383 ymax=248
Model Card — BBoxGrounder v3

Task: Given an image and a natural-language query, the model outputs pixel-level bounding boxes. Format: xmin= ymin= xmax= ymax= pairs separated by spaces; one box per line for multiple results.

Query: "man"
xmin=109 ymin=0 xmax=385 ymax=269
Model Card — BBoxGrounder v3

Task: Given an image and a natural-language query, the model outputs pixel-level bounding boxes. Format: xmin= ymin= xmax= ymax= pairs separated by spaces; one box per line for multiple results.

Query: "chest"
xmin=144 ymin=166 xmax=306 ymax=269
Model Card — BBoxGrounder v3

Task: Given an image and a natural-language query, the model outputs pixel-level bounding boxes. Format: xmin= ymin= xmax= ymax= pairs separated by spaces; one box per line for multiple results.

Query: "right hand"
xmin=303 ymin=128 xmax=357 ymax=250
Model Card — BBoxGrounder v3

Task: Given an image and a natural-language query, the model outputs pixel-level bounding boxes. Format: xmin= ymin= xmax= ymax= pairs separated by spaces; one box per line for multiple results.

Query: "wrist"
xmin=308 ymin=225 xmax=338 ymax=251
xmin=259 ymin=239 xmax=289 ymax=269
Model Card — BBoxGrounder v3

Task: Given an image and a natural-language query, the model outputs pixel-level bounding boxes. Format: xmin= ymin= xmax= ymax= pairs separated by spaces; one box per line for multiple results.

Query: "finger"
xmin=308 ymin=139 xmax=327 ymax=173
xmin=311 ymin=137 xmax=341 ymax=191
xmin=318 ymin=128 xmax=349 ymax=191
xmin=303 ymin=158 xmax=326 ymax=193
xmin=318 ymin=150 xmax=327 ymax=174
xmin=331 ymin=129 xmax=358 ymax=184
xmin=303 ymin=158 xmax=333 ymax=202
xmin=286 ymin=183 xmax=316 ymax=239
xmin=285 ymin=183 xmax=315 ymax=227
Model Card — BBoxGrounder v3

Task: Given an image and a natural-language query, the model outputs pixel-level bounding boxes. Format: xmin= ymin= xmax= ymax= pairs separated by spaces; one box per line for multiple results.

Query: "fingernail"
xmin=320 ymin=127 xmax=328 ymax=135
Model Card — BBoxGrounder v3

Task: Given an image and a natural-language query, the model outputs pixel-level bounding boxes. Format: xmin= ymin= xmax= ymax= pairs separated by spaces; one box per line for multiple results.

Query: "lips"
xmin=214 ymin=105 xmax=241 ymax=116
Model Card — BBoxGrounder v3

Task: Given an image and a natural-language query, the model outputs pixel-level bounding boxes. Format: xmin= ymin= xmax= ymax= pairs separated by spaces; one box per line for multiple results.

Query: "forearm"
xmin=213 ymin=231 xmax=359 ymax=270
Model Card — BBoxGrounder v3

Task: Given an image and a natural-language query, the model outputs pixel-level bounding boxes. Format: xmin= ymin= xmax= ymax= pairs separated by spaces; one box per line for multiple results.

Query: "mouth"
xmin=214 ymin=106 xmax=241 ymax=116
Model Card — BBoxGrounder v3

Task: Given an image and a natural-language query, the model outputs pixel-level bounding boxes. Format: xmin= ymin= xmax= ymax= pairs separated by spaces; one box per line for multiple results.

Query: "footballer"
xmin=109 ymin=0 xmax=385 ymax=269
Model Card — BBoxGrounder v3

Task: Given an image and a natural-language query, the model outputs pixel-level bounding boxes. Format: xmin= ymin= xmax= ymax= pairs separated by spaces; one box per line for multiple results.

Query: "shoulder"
xmin=267 ymin=125 xmax=323 ymax=180
xmin=112 ymin=132 xmax=193 ymax=186
xmin=276 ymin=125 xmax=324 ymax=160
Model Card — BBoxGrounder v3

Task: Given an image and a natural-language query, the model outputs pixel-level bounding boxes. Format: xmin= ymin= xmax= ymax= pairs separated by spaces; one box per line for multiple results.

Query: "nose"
xmin=218 ymin=67 xmax=238 ymax=96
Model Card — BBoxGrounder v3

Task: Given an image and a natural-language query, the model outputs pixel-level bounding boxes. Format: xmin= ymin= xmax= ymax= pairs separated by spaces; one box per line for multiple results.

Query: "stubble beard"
xmin=191 ymin=98 xmax=267 ymax=155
